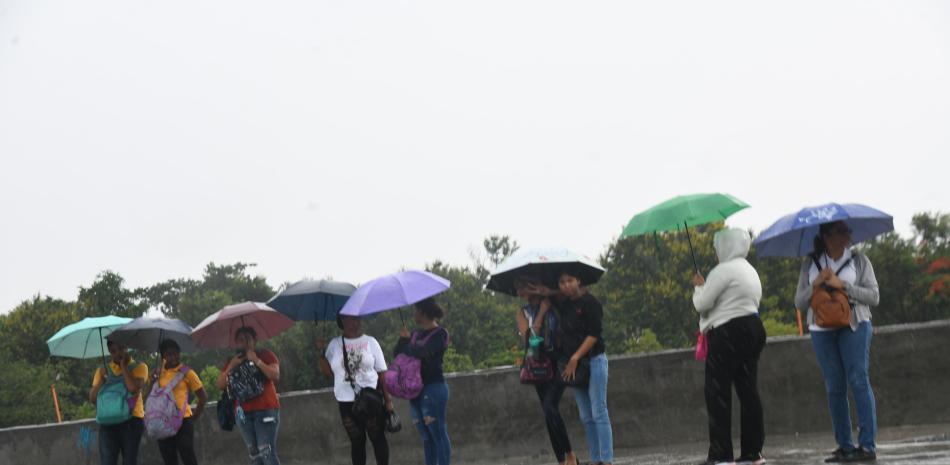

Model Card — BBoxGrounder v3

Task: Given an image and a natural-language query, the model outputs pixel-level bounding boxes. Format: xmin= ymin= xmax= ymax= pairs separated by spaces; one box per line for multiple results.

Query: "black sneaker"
xmin=825 ymin=448 xmax=853 ymax=463
xmin=845 ymin=448 xmax=876 ymax=462
xmin=736 ymin=453 xmax=766 ymax=465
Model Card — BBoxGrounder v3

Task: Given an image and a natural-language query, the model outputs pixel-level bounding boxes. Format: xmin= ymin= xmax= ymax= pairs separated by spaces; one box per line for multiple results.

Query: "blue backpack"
xmin=96 ymin=362 xmax=140 ymax=425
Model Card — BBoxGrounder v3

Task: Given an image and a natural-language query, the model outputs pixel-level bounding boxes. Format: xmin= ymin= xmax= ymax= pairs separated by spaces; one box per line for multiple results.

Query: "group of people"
xmin=88 ymin=220 xmax=881 ymax=465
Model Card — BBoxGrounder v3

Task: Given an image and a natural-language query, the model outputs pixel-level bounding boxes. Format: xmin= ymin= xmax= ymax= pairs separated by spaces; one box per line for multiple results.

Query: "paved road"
xmin=477 ymin=424 xmax=950 ymax=465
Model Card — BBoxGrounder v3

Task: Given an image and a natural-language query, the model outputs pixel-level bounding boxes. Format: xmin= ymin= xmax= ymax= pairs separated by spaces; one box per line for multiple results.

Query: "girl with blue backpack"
xmin=89 ymin=340 xmax=148 ymax=465
xmin=146 ymin=339 xmax=207 ymax=465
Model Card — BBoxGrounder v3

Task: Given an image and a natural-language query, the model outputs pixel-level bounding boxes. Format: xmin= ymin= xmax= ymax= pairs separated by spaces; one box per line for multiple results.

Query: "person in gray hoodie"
xmin=692 ymin=227 xmax=766 ymax=465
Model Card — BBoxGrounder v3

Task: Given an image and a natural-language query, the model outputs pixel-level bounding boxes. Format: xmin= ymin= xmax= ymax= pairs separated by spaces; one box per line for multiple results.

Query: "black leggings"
xmin=157 ymin=417 xmax=198 ymax=465
xmin=338 ymin=402 xmax=389 ymax=465
xmin=535 ymin=380 xmax=572 ymax=463
xmin=704 ymin=314 xmax=767 ymax=461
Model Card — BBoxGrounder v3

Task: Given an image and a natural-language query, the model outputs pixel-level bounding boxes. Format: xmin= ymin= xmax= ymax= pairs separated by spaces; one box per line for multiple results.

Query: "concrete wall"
xmin=2 ymin=320 xmax=948 ymax=465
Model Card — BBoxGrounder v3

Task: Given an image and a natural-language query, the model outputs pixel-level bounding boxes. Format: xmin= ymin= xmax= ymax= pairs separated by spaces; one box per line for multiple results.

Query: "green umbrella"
xmin=47 ymin=316 xmax=133 ymax=368
xmin=621 ymin=193 xmax=749 ymax=274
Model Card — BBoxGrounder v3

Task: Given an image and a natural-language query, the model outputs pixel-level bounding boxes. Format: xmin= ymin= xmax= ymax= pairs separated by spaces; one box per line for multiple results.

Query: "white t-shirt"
xmin=807 ymin=250 xmax=857 ymax=332
xmin=325 ymin=335 xmax=388 ymax=402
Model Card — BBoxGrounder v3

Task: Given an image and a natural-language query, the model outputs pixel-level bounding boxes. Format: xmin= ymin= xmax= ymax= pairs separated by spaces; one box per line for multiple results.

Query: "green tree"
xmin=78 ymin=271 xmax=148 ymax=319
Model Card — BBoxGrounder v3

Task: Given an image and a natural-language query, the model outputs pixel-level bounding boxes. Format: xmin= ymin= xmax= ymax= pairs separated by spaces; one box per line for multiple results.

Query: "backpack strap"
xmin=416 ymin=327 xmax=449 ymax=348
xmin=835 ymin=258 xmax=853 ymax=276
xmin=811 ymin=253 xmax=823 ymax=272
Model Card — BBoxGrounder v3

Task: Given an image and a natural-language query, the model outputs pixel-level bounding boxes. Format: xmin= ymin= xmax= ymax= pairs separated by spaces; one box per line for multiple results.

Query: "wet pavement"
xmin=479 ymin=424 xmax=950 ymax=465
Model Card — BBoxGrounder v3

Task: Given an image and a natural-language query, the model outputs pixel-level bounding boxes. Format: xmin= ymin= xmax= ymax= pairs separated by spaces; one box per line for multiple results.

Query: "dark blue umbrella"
xmin=267 ymin=279 xmax=356 ymax=322
xmin=753 ymin=203 xmax=894 ymax=257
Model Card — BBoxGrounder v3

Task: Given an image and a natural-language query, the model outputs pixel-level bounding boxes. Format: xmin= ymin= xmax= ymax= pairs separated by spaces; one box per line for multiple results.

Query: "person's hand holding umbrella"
xmin=692 ymin=274 xmax=706 ymax=287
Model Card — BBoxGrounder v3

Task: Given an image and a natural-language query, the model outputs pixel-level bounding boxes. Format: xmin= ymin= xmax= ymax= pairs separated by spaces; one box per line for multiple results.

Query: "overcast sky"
xmin=1 ymin=0 xmax=947 ymax=314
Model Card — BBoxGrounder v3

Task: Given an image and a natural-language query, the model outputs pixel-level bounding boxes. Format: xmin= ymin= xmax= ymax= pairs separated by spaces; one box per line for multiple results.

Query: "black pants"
xmin=99 ymin=417 xmax=144 ymax=465
xmin=338 ymin=402 xmax=389 ymax=465
xmin=157 ymin=417 xmax=198 ymax=465
xmin=534 ymin=380 xmax=572 ymax=463
xmin=705 ymin=314 xmax=767 ymax=461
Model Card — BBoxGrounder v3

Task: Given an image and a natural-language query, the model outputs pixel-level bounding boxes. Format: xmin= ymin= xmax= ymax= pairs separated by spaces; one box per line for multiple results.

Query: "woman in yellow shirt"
xmin=89 ymin=340 xmax=148 ymax=465
xmin=149 ymin=339 xmax=208 ymax=465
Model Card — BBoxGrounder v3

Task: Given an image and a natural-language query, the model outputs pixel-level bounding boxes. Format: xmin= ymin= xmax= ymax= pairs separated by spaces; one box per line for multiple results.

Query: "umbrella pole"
xmin=684 ymin=221 xmax=700 ymax=275
xmin=98 ymin=327 xmax=108 ymax=372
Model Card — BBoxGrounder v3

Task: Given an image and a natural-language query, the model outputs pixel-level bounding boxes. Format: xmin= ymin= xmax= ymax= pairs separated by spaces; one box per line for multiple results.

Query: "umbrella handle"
xmin=684 ymin=221 xmax=700 ymax=275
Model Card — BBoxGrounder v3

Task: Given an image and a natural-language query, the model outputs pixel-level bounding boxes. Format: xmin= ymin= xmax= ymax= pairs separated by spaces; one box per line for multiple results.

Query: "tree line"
xmin=1 ymin=212 xmax=947 ymax=428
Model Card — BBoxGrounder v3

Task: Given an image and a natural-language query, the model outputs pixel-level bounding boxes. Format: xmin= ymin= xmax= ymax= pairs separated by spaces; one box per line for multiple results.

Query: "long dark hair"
xmin=812 ymin=221 xmax=841 ymax=258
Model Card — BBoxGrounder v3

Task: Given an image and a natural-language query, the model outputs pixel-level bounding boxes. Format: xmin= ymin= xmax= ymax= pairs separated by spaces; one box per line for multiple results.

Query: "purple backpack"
xmin=145 ymin=366 xmax=190 ymax=440
xmin=385 ymin=329 xmax=448 ymax=400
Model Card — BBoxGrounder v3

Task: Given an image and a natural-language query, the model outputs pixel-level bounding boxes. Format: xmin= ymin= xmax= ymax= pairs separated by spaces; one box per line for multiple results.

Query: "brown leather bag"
xmin=810 ymin=255 xmax=853 ymax=329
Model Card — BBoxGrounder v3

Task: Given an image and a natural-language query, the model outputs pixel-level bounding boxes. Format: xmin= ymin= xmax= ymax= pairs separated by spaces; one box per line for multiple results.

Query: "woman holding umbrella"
xmin=395 ymin=298 xmax=451 ymax=465
xmin=215 ymin=327 xmax=283 ymax=465
xmin=794 ymin=221 xmax=880 ymax=462
xmin=691 ymin=228 xmax=766 ymax=465
xmin=316 ymin=314 xmax=394 ymax=465
xmin=89 ymin=340 xmax=148 ymax=465
xmin=514 ymin=275 xmax=577 ymax=465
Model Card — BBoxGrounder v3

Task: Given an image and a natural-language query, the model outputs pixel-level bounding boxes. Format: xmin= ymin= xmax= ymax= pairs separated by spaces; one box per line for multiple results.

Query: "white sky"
xmin=1 ymin=0 xmax=948 ymax=314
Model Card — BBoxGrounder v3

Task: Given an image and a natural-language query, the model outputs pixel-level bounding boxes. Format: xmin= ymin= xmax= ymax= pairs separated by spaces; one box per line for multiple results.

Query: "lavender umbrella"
xmin=339 ymin=270 xmax=451 ymax=317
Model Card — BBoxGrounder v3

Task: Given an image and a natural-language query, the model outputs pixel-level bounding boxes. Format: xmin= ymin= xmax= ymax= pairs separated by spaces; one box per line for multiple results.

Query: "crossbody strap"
xmin=341 ymin=337 xmax=359 ymax=393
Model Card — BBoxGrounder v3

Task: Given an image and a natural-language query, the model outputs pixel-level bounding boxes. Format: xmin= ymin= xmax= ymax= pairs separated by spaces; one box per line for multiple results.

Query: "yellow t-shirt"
xmin=156 ymin=365 xmax=203 ymax=418
xmin=92 ymin=360 xmax=149 ymax=419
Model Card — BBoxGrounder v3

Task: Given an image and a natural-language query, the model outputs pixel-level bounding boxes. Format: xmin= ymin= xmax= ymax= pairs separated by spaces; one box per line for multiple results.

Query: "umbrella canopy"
xmin=339 ymin=270 xmax=450 ymax=317
xmin=487 ymin=247 xmax=606 ymax=296
xmin=753 ymin=203 xmax=894 ymax=257
xmin=107 ymin=317 xmax=197 ymax=353
xmin=622 ymin=193 xmax=749 ymax=237
xmin=191 ymin=302 xmax=295 ymax=349
xmin=47 ymin=315 xmax=133 ymax=359
xmin=267 ymin=279 xmax=356 ymax=321
xmin=621 ymin=193 xmax=749 ymax=274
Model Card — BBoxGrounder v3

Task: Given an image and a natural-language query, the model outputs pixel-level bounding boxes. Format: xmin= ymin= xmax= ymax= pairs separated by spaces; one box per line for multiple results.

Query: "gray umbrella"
xmin=107 ymin=316 xmax=197 ymax=354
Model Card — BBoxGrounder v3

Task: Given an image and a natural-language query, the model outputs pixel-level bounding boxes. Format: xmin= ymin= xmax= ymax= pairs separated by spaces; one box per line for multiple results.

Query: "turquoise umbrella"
xmin=47 ymin=316 xmax=133 ymax=362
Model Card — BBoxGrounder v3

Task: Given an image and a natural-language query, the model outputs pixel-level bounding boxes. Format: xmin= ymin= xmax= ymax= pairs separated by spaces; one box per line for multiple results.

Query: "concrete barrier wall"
xmin=2 ymin=319 xmax=948 ymax=465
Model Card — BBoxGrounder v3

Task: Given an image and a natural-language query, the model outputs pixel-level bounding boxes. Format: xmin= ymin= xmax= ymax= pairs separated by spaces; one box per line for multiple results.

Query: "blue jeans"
xmin=410 ymin=382 xmax=451 ymax=465
xmin=237 ymin=409 xmax=281 ymax=465
xmin=573 ymin=353 xmax=613 ymax=463
xmin=811 ymin=322 xmax=877 ymax=452
xmin=99 ymin=417 xmax=144 ymax=465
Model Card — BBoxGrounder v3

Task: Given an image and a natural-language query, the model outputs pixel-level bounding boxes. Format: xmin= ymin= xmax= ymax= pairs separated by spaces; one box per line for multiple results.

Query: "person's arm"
xmin=372 ymin=339 xmax=394 ymax=412
xmin=531 ymin=299 xmax=551 ymax=335
xmin=515 ymin=307 xmax=529 ymax=345
xmin=216 ymin=356 xmax=242 ymax=390
xmin=692 ymin=267 xmax=729 ymax=314
xmin=89 ymin=368 xmax=105 ymax=404
xmin=794 ymin=260 xmax=817 ymax=311
xmin=247 ymin=350 xmax=280 ymax=383
xmin=317 ymin=339 xmax=333 ymax=378
xmin=192 ymin=387 xmax=208 ymax=418
xmin=843 ymin=255 xmax=880 ymax=306
xmin=120 ymin=357 xmax=144 ymax=395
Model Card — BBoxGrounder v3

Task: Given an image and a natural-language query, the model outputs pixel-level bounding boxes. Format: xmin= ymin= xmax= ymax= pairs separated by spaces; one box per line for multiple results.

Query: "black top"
xmin=554 ymin=293 xmax=605 ymax=358
xmin=394 ymin=327 xmax=449 ymax=385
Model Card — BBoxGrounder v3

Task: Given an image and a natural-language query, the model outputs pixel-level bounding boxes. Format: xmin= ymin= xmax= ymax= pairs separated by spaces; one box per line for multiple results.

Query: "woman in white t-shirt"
xmin=317 ymin=315 xmax=393 ymax=465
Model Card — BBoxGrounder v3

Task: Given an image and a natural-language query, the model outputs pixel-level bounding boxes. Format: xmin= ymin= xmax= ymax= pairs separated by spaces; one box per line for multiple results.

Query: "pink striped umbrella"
xmin=191 ymin=301 xmax=295 ymax=349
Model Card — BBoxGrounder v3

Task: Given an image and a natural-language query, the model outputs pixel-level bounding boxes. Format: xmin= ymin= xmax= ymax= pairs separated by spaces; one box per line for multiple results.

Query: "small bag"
xmin=144 ymin=366 xmax=190 ymax=439
xmin=385 ymin=410 xmax=402 ymax=433
xmin=342 ymin=337 xmax=385 ymax=418
xmin=557 ymin=357 xmax=590 ymax=388
xmin=95 ymin=362 xmax=140 ymax=425
xmin=385 ymin=328 xmax=448 ymax=400
xmin=694 ymin=331 xmax=708 ymax=361
xmin=216 ymin=388 xmax=235 ymax=431
xmin=811 ymin=255 xmax=854 ymax=329
xmin=228 ymin=359 xmax=265 ymax=403
xmin=519 ymin=331 xmax=555 ymax=385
